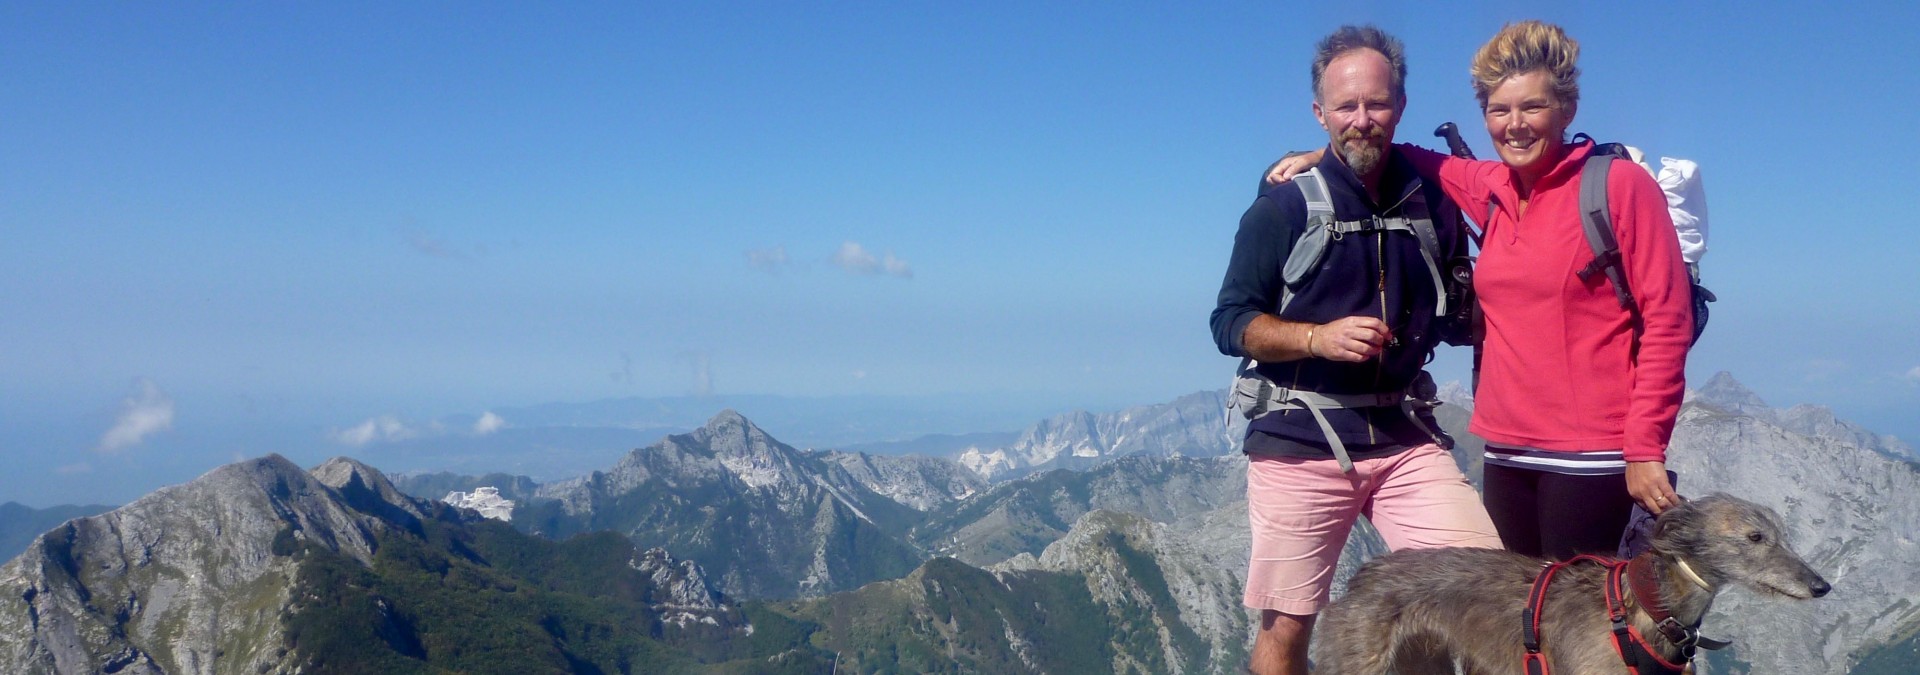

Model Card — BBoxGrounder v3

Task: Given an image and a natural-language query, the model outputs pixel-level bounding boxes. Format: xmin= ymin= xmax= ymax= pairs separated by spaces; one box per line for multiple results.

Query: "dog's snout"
xmin=1809 ymin=577 xmax=1832 ymax=598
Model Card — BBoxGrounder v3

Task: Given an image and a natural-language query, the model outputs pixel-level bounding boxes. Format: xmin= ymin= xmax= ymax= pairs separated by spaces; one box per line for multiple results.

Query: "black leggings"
xmin=1481 ymin=463 xmax=1636 ymax=560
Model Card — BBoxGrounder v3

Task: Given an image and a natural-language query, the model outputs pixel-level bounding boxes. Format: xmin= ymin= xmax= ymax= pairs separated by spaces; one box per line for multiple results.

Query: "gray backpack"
xmin=1577 ymin=140 xmax=1715 ymax=345
xmin=1225 ymin=168 xmax=1451 ymax=472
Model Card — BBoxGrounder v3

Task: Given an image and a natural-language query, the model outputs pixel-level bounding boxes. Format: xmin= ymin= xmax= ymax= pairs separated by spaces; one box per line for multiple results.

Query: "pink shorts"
xmin=1243 ymin=442 xmax=1502 ymax=615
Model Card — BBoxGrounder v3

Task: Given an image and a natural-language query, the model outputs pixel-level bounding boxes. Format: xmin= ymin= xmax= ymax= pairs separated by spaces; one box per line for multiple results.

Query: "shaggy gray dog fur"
xmin=1314 ymin=494 xmax=1830 ymax=674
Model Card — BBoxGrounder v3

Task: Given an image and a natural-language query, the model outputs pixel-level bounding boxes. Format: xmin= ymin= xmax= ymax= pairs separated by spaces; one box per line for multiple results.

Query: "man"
xmin=1209 ymin=25 xmax=1502 ymax=675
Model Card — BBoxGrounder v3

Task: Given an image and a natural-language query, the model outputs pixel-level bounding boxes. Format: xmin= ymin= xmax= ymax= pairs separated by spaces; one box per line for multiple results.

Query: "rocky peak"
xmin=632 ymin=547 xmax=723 ymax=611
xmin=691 ymin=409 xmax=772 ymax=454
xmin=310 ymin=456 xmax=431 ymax=528
xmin=1685 ymin=373 xmax=1914 ymax=461
xmin=1436 ymin=380 xmax=1474 ymax=408
xmin=1691 ymin=371 xmax=1772 ymax=417
xmin=0 ymin=454 xmax=437 ymax=674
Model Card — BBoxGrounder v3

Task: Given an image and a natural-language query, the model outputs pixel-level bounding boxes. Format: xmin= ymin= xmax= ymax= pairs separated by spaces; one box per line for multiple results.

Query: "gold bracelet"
xmin=1305 ymin=325 xmax=1318 ymax=359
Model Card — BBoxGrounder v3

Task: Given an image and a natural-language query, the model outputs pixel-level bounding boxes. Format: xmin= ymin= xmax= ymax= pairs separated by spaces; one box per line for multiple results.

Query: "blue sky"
xmin=5 ymin=2 xmax=1918 ymax=505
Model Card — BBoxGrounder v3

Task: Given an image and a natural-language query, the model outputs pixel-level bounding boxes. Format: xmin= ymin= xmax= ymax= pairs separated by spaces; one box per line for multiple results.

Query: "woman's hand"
xmin=1263 ymin=148 xmax=1326 ymax=185
xmin=1625 ymin=461 xmax=1680 ymax=514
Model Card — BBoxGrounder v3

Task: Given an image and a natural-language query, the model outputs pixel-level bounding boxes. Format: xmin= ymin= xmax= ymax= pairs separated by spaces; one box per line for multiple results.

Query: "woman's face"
xmin=1483 ymin=70 xmax=1574 ymax=182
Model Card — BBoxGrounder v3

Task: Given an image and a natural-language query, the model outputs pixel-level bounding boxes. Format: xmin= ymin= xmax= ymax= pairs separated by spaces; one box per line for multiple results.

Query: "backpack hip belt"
xmin=1228 ymin=359 xmax=1446 ymax=473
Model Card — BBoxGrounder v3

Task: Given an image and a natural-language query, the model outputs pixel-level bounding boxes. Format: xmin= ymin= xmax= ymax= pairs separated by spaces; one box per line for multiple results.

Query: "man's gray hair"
xmin=1310 ymin=25 xmax=1408 ymax=103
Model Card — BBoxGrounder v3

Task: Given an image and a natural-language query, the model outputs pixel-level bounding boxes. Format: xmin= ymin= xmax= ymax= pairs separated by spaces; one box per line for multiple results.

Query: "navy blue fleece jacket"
xmin=1211 ymin=146 xmax=1467 ymax=455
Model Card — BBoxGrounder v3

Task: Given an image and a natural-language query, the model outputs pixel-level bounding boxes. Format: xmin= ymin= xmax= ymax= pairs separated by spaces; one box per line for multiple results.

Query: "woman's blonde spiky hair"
xmin=1469 ymin=21 xmax=1580 ymax=110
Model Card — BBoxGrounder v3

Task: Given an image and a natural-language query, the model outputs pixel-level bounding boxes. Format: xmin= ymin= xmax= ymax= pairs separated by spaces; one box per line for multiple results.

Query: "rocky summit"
xmin=518 ymin=409 xmax=928 ymax=599
xmin=0 ymin=456 xmax=439 ymax=674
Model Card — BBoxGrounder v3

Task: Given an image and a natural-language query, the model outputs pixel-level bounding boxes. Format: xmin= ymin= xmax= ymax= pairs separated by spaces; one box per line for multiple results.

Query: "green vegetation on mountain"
xmin=791 ymin=557 xmax=1117 ymax=674
xmin=1104 ymin=531 xmax=1209 ymax=670
xmin=280 ymin=511 xmax=833 ymax=673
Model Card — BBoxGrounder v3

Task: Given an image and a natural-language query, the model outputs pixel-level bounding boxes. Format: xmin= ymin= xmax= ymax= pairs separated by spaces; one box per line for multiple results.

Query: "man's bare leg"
xmin=1249 ymin=609 xmax=1314 ymax=675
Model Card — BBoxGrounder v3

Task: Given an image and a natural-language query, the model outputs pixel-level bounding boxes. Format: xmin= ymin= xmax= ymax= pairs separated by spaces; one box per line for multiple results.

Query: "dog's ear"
xmin=1651 ymin=495 xmax=1712 ymax=556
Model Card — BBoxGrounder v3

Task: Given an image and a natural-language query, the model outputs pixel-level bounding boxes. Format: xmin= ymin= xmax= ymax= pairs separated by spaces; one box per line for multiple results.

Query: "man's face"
xmin=1313 ymin=49 xmax=1404 ymax=179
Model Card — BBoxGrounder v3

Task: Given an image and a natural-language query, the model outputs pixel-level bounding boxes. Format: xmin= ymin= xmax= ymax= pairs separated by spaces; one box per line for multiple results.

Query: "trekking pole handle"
xmin=1434 ymin=123 xmax=1476 ymax=160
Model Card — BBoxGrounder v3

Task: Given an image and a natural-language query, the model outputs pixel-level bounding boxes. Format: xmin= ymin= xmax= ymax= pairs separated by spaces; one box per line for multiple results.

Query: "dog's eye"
xmin=1747 ymin=531 xmax=1766 ymax=543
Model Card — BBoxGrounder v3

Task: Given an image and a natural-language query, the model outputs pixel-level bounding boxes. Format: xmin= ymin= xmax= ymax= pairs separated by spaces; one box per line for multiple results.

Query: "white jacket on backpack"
xmin=1625 ymin=146 xmax=1708 ymax=266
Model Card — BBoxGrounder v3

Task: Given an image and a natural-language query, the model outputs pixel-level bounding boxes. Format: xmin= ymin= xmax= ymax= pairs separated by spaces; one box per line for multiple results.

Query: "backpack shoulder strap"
xmin=1278 ymin=168 xmax=1336 ymax=312
xmin=1576 ymin=153 xmax=1637 ymax=312
xmin=1400 ymin=184 xmax=1449 ymax=317
xmin=1295 ymin=167 xmax=1336 ymax=228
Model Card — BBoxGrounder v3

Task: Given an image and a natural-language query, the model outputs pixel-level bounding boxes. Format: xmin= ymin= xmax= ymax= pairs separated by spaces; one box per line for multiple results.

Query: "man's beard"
xmin=1337 ymin=127 xmax=1389 ymax=176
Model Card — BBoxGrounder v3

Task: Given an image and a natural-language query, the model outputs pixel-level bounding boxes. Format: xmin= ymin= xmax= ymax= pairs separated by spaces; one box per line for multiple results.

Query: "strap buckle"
xmin=1576 ymin=249 xmax=1621 ymax=281
xmin=1657 ymin=617 xmax=1699 ymax=656
xmin=1657 ymin=618 xmax=1693 ymax=645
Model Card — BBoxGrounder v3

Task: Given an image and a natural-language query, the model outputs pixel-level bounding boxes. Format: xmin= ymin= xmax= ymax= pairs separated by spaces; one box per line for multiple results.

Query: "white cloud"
xmin=97 ymin=378 xmax=174 ymax=454
xmin=331 ymin=415 xmax=417 ymax=447
xmin=881 ymin=252 xmax=911 ymax=278
xmin=474 ymin=411 xmax=506 ymax=435
xmin=55 ymin=462 xmax=93 ymax=475
xmin=746 ymin=246 xmax=791 ymax=273
xmin=1906 ymin=366 xmax=1920 ymax=383
xmin=830 ymin=241 xmax=912 ymax=279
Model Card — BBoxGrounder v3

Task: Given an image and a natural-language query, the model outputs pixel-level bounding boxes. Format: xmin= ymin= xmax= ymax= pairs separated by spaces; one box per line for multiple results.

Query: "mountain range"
xmin=3 ymin=372 xmax=1914 ymax=673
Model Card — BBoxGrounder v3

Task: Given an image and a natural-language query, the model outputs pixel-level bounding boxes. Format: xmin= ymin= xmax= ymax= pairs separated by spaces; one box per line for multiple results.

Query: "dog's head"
xmin=1652 ymin=493 xmax=1831 ymax=599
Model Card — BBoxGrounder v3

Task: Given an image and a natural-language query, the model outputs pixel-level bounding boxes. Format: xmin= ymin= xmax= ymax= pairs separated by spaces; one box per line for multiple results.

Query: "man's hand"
xmin=1264 ymin=148 xmax=1327 ymax=185
xmin=1239 ymin=314 xmax=1390 ymax=363
xmin=1311 ymin=316 xmax=1391 ymax=362
xmin=1625 ymin=461 xmax=1680 ymax=514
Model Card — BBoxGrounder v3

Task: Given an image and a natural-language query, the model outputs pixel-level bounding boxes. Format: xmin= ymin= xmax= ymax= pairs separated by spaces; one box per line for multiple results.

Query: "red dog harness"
xmin=1521 ymin=554 xmax=1702 ymax=675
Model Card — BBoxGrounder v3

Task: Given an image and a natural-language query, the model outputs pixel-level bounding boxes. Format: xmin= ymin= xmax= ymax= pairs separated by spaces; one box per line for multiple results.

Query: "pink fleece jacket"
xmin=1403 ymin=141 xmax=1692 ymax=462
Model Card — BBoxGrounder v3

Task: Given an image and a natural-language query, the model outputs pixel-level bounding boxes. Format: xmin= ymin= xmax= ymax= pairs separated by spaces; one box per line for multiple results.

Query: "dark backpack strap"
xmin=1401 ymin=185 xmax=1449 ymax=318
xmin=1577 ymin=153 xmax=1637 ymax=313
xmin=1470 ymin=197 xmax=1494 ymax=395
xmin=1523 ymin=561 xmax=1559 ymax=675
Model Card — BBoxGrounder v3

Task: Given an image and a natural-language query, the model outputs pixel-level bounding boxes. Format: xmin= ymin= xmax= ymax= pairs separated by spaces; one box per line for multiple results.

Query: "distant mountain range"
xmin=478 ymin=391 xmax=1074 ymax=449
xmin=0 ymin=455 xmax=838 ymax=673
xmin=4 ymin=372 xmax=1913 ymax=673
xmin=952 ymin=390 xmax=1238 ymax=480
xmin=512 ymin=410 xmax=928 ymax=600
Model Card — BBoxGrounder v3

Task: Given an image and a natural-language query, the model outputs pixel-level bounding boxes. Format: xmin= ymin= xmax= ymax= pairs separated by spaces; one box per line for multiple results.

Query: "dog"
xmin=1313 ymin=494 xmax=1831 ymax=674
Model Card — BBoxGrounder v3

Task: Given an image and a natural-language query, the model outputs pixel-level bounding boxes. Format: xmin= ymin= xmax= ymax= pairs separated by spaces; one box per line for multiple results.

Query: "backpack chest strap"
xmin=1284 ymin=169 xmax=1449 ymax=317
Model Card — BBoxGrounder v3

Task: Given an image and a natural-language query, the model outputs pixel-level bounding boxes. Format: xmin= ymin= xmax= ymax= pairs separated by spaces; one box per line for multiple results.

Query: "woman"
xmin=1268 ymin=21 xmax=1692 ymax=559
